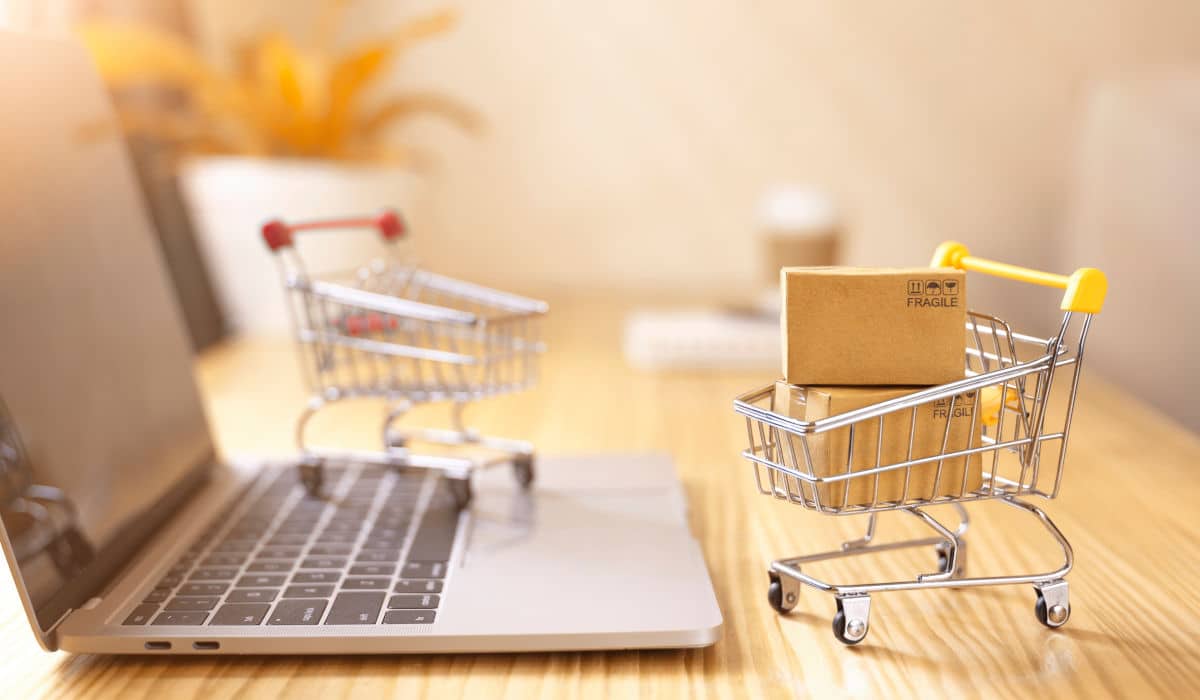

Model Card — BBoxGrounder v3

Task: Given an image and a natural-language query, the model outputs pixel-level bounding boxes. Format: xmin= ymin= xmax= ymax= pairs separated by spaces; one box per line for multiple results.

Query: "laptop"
xmin=0 ymin=32 xmax=721 ymax=654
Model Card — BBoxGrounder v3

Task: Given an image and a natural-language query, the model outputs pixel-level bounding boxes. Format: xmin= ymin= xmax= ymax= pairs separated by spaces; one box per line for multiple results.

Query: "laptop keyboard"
xmin=121 ymin=464 xmax=458 ymax=627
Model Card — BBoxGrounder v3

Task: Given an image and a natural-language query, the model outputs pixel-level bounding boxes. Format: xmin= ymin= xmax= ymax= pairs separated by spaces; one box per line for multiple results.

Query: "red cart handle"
xmin=262 ymin=209 xmax=406 ymax=251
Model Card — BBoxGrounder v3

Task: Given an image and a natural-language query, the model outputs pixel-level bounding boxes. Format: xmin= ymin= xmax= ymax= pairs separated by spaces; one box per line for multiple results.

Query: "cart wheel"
xmin=832 ymin=596 xmax=871 ymax=645
xmin=513 ymin=455 xmax=535 ymax=489
xmin=1034 ymin=581 xmax=1071 ymax=629
xmin=448 ymin=478 xmax=473 ymax=509
xmin=299 ymin=461 xmax=323 ymax=497
xmin=766 ymin=571 xmax=798 ymax=614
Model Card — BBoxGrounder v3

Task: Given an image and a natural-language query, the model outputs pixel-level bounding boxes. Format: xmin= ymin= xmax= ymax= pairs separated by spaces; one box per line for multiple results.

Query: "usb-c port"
xmin=144 ymin=641 xmax=171 ymax=650
xmin=193 ymin=641 xmax=220 ymax=650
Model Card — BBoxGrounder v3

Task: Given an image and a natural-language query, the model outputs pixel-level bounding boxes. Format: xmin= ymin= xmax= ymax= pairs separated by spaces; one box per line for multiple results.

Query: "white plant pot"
xmin=179 ymin=156 xmax=421 ymax=336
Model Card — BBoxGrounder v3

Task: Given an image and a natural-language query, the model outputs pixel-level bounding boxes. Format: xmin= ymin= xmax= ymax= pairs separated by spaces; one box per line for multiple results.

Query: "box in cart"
xmin=773 ymin=381 xmax=983 ymax=506
xmin=780 ymin=267 xmax=966 ymax=385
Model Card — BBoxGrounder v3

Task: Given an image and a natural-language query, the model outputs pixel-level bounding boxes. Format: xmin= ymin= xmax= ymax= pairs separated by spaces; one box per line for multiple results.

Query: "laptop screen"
xmin=0 ymin=34 xmax=215 ymax=637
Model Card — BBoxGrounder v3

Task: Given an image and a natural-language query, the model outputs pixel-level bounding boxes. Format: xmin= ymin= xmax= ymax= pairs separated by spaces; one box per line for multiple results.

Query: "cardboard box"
xmin=773 ymin=381 xmax=984 ymax=507
xmin=781 ymin=267 xmax=967 ymax=385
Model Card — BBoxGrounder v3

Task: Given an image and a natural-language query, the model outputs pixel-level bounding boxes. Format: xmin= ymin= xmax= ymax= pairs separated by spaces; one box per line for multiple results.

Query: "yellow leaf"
xmin=357 ymin=92 xmax=481 ymax=137
xmin=329 ymin=8 xmax=458 ymax=109
xmin=76 ymin=21 xmax=215 ymax=88
xmin=76 ymin=8 xmax=470 ymax=162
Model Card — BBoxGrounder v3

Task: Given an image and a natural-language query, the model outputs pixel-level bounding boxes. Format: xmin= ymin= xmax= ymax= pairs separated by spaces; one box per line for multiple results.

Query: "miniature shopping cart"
xmin=733 ymin=242 xmax=1107 ymax=645
xmin=263 ymin=210 xmax=548 ymax=507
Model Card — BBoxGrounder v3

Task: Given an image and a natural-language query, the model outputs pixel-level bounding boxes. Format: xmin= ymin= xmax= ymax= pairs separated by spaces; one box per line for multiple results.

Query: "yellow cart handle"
xmin=930 ymin=241 xmax=1107 ymax=314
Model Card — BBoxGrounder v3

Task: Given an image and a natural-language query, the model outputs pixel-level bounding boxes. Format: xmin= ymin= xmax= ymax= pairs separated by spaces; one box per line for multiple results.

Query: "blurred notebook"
xmin=623 ymin=309 xmax=780 ymax=370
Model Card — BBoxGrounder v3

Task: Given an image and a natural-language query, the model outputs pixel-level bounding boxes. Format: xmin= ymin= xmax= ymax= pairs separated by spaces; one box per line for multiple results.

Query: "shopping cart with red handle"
xmin=263 ymin=210 xmax=548 ymax=507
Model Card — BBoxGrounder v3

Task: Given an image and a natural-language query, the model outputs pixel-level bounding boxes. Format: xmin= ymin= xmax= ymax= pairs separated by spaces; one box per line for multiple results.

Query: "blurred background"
xmin=0 ymin=0 xmax=1196 ymax=431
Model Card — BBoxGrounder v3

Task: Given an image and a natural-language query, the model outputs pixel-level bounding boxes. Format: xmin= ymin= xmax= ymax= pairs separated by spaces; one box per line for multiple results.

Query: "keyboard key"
xmin=307 ymin=544 xmax=352 ymax=556
xmin=227 ymin=589 xmax=278 ymax=603
xmin=213 ymin=540 xmax=256 ymax=553
xmin=258 ymin=548 xmax=302 ymax=559
xmin=247 ymin=561 xmax=289 ymax=572
xmin=166 ymin=597 xmax=220 ymax=611
xmin=369 ymin=527 xmax=406 ymax=539
xmin=388 ymin=594 xmax=439 ymax=609
xmin=374 ymin=515 xmax=409 ymax=529
xmin=400 ymin=561 xmax=447 ymax=579
xmin=356 ymin=550 xmax=400 ymax=563
xmin=190 ymin=568 xmax=238 ymax=581
xmin=383 ymin=610 xmax=435 ymax=624
xmin=238 ymin=574 xmax=286 ymax=588
xmin=316 ymin=532 xmax=357 ymax=543
xmin=324 ymin=592 xmax=384 ymax=625
xmin=292 ymin=571 xmax=340 ymax=584
xmin=178 ymin=583 xmax=229 ymax=596
xmin=201 ymin=554 xmax=246 ymax=567
xmin=143 ymin=589 xmax=171 ymax=604
xmin=349 ymin=564 xmax=394 ymax=577
xmin=363 ymin=537 xmax=403 ymax=550
xmin=284 ymin=584 xmax=334 ymax=598
xmin=268 ymin=599 xmax=327 ymax=625
xmin=342 ymin=577 xmax=390 ymax=590
xmin=409 ymin=498 xmax=458 ymax=561
xmin=123 ymin=604 xmax=158 ymax=625
xmin=211 ymin=603 xmax=270 ymax=626
xmin=327 ymin=514 xmax=366 ymax=524
xmin=267 ymin=534 xmax=311 ymax=546
xmin=152 ymin=611 xmax=209 ymax=625
xmin=156 ymin=575 xmax=182 ymax=588
xmin=395 ymin=579 xmax=443 ymax=594
xmin=225 ymin=529 xmax=266 ymax=541
xmin=300 ymin=557 xmax=346 ymax=569
xmin=321 ymin=521 xmax=361 ymax=533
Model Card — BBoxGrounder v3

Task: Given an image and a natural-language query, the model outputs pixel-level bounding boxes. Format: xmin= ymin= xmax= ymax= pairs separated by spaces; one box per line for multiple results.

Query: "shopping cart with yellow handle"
xmin=733 ymin=242 xmax=1107 ymax=644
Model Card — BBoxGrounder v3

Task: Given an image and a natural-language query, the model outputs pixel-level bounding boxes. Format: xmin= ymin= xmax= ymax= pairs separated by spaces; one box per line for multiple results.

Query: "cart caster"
xmin=513 ymin=454 xmax=535 ymax=489
xmin=935 ymin=540 xmax=967 ymax=579
xmin=448 ymin=478 xmax=473 ymax=509
xmin=766 ymin=570 xmax=800 ymax=614
xmin=299 ymin=460 xmax=323 ymax=497
xmin=1034 ymin=580 xmax=1070 ymax=629
xmin=832 ymin=595 xmax=871 ymax=645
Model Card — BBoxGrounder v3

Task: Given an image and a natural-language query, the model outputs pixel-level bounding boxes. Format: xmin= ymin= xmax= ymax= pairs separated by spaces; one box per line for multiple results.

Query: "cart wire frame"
xmin=264 ymin=210 xmax=548 ymax=506
xmin=733 ymin=241 xmax=1107 ymax=644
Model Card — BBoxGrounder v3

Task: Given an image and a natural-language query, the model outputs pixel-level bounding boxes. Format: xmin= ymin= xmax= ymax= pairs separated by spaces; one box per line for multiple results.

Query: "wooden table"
xmin=3 ymin=297 xmax=1199 ymax=698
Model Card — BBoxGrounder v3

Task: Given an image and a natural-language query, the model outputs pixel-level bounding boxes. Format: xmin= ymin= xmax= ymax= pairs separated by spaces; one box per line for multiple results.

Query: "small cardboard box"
xmin=781 ymin=267 xmax=967 ymax=385
xmin=773 ymin=381 xmax=984 ymax=507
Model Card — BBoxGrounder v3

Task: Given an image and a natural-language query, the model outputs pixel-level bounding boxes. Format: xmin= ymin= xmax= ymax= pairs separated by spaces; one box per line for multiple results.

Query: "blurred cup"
xmin=756 ymin=185 xmax=839 ymax=312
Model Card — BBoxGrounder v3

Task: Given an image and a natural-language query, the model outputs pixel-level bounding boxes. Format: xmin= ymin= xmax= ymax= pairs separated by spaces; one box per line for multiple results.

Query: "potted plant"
xmin=78 ymin=3 xmax=478 ymax=335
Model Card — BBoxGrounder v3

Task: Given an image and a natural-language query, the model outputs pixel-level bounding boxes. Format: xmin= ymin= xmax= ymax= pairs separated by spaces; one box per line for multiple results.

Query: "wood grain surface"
xmin=1 ymin=296 xmax=1198 ymax=699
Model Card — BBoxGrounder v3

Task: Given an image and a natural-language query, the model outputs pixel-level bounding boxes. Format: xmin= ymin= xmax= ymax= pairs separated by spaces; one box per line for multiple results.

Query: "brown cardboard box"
xmin=781 ymin=267 xmax=967 ymax=385
xmin=773 ymin=381 xmax=984 ymax=507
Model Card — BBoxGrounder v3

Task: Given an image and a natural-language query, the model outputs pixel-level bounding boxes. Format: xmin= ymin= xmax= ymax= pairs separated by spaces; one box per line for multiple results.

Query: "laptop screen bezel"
xmin=0 ymin=32 xmax=224 ymax=652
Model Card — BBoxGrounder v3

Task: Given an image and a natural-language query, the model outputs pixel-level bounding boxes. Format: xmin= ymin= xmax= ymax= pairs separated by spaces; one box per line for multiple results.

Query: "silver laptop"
xmin=0 ymin=32 xmax=721 ymax=654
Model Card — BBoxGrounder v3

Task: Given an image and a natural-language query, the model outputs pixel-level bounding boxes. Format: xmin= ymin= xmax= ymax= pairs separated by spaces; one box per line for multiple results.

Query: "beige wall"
xmin=363 ymin=2 xmax=1200 ymax=312
xmin=16 ymin=0 xmax=1200 ymax=426
xmin=1063 ymin=75 xmax=1200 ymax=431
xmin=21 ymin=2 xmax=1200 ymax=302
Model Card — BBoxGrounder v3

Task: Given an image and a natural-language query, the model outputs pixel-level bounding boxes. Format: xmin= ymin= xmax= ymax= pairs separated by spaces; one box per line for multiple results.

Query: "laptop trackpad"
xmin=446 ymin=454 xmax=720 ymax=641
